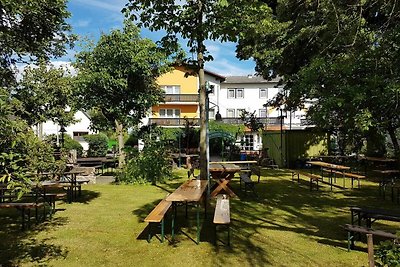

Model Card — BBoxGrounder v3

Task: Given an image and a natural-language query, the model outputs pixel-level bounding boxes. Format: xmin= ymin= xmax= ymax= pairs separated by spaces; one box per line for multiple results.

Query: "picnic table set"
xmin=0 ymin=168 xmax=90 ymax=230
xmin=144 ymin=161 xmax=258 ymax=245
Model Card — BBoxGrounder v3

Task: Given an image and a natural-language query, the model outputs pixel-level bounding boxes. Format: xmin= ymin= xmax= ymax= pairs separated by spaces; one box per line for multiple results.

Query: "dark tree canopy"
xmin=237 ymin=0 xmax=400 ymax=155
xmin=0 ymin=0 xmax=75 ymax=86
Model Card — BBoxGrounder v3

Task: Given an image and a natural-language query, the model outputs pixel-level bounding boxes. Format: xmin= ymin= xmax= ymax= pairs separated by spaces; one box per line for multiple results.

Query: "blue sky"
xmin=61 ymin=0 xmax=256 ymax=76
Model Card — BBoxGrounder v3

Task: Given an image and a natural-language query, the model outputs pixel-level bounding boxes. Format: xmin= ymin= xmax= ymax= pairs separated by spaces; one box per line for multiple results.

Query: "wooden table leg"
xmin=210 ymin=180 xmax=236 ymax=198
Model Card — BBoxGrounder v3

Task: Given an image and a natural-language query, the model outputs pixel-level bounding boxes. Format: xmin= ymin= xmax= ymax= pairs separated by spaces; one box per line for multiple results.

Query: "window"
xmin=259 ymin=88 xmax=267 ymax=98
xmin=237 ymin=109 xmax=246 ymax=117
xmin=227 ymin=88 xmax=244 ymax=99
xmin=236 ymin=89 xmax=244 ymax=98
xmin=208 ymin=108 xmax=215 ymax=119
xmin=241 ymin=134 xmax=254 ymax=151
xmin=159 ymin=109 xmax=180 ymax=118
xmin=227 ymin=89 xmax=235 ymax=99
xmin=73 ymin=131 xmax=88 ymax=142
xmin=259 ymin=109 xmax=267 ymax=118
xmin=161 ymin=85 xmax=180 ymax=94
xmin=226 ymin=109 xmax=235 ymax=118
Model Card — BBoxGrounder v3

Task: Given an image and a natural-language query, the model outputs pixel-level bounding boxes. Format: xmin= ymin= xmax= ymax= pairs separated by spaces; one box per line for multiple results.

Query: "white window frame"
xmin=241 ymin=134 xmax=254 ymax=151
xmin=227 ymin=89 xmax=235 ymax=99
xmin=236 ymin=88 xmax=244 ymax=98
xmin=259 ymin=88 xmax=267 ymax=99
xmin=237 ymin=109 xmax=246 ymax=117
xmin=159 ymin=108 xmax=180 ymax=118
xmin=161 ymin=85 xmax=181 ymax=94
xmin=259 ymin=109 xmax=267 ymax=118
xmin=226 ymin=109 xmax=235 ymax=118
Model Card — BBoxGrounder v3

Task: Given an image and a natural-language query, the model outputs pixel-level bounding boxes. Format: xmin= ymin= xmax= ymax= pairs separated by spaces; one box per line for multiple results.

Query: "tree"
xmin=0 ymin=0 xmax=75 ymax=87
xmin=74 ymin=21 xmax=171 ymax=166
xmin=11 ymin=62 xmax=75 ymax=136
xmin=237 ymin=0 xmax=400 ymax=156
xmin=124 ymin=0 xmax=270 ymax=179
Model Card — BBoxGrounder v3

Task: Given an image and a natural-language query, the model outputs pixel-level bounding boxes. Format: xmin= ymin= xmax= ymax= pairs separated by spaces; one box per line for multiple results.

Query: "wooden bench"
xmin=322 ymin=169 xmax=365 ymax=189
xmin=344 ymin=224 xmax=398 ymax=251
xmin=250 ymin=165 xmax=262 ymax=183
xmin=144 ymin=198 xmax=172 ymax=243
xmin=239 ymin=172 xmax=257 ymax=197
xmin=292 ymin=171 xmax=322 ymax=191
xmin=0 ymin=202 xmax=46 ymax=230
xmin=213 ymin=194 xmax=230 ymax=246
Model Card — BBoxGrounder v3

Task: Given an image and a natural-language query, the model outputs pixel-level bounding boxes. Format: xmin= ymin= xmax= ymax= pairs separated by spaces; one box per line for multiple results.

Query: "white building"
xmin=209 ymin=75 xmax=309 ymax=153
xmin=35 ymin=111 xmax=96 ymax=151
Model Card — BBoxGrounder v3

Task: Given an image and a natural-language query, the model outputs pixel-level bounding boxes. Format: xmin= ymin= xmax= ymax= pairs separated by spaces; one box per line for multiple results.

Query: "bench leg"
xmin=171 ymin=203 xmax=176 ymax=242
xmin=227 ymin=225 xmax=230 ymax=247
xmin=161 ymin=218 xmax=165 ymax=243
xmin=196 ymin=202 xmax=200 ymax=244
xmin=147 ymin=223 xmax=152 ymax=243
xmin=21 ymin=207 xmax=26 ymax=230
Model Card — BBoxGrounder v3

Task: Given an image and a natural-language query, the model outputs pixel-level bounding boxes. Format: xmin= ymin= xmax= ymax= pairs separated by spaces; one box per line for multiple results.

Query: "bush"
xmin=84 ymin=133 xmax=108 ymax=157
xmin=117 ymin=140 xmax=172 ymax=184
xmin=63 ymin=135 xmax=84 ymax=157
xmin=375 ymin=240 xmax=400 ymax=267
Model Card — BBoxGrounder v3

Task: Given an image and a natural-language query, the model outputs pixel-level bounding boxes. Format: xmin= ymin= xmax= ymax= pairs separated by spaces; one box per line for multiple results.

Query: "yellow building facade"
xmin=150 ymin=66 xmax=200 ymax=126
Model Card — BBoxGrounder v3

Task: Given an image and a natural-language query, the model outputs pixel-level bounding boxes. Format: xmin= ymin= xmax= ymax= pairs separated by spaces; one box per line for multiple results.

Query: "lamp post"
xmin=59 ymin=124 xmax=67 ymax=149
xmin=279 ymin=108 xmax=287 ymax=167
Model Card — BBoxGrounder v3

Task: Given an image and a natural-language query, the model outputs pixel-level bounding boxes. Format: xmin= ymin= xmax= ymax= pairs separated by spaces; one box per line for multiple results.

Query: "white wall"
xmin=38 ymin=111 xmax=96 ymax=151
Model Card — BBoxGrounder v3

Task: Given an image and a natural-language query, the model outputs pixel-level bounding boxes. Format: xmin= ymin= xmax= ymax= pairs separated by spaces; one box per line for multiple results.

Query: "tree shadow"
xmin=0 ymin=209 xmax=69 ymax=265
xmin=64 ymin=189 xmax=101 ymax=204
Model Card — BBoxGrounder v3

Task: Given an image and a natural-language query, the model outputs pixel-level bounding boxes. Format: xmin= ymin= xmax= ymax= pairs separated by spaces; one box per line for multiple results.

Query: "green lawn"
xmin=0 ymin=169 xmax=399 ymax=266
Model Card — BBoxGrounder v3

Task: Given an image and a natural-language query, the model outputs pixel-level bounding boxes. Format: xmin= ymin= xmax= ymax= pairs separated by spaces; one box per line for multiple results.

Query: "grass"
xmin=0 ymin=168 xmax=399 ymax=266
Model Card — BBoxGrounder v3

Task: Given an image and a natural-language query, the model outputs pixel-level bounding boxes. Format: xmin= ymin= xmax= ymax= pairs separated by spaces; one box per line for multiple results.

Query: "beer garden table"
xmin=209 ymin=163 xmax=241 ymax=197
xmin=166 ymin=179 xmax=208 ymax=244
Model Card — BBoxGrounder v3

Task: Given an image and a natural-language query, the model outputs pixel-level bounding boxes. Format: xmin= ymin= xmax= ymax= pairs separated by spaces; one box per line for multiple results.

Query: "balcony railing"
xmin=219 ymin=117 xmax=281 ymax=125
xmin=164 ymin=94 xmax=199 ymax=102
xmin=149 ymin=118 xmax=199 ymax=126
xmin=148 ymin=117 xmax=312 ymax=127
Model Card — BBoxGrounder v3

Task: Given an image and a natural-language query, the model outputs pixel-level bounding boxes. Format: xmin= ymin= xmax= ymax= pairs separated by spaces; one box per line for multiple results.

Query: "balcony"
xmin=218 ymin=117 xmax=281 ymax=125
xmin=149 ymin=118 xmax=199 ymax=126
xmin=164 ymin=94 xmax=199 ymax=102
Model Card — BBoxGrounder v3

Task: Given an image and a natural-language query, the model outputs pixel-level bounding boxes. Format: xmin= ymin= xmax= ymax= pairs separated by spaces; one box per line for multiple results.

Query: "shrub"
xmin=375 ymin=240 xmax=400 ymax=267
xmin=63 ymin=135 xmax=84 ymax=157
xmin=84 ymin=133 xmax=108 ymax=157
xmin=117 ymin=140 xmax=172 ymax=184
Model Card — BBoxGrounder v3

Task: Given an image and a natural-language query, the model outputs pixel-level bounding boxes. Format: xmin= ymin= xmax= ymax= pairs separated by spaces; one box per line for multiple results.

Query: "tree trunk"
xmin=197 ymin=0 xmax=208 ymax=180
xmin=115 ymin=120 xmax=125 ymax=168
xmin=387 ymin=126 xmax=400 ymax=157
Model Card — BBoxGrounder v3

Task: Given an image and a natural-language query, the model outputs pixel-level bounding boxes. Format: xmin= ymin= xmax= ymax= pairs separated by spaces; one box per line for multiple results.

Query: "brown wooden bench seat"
xmin=250 ymin=165 xmax=262 ymax=183
xmin=291 ymin=171 xmax=322 ymax=191
xmin=322 ymin=169 xmax=365 ymax=188
xmin=213 ymin=194 xmax=230 ymax=246
xmin=239 ymin=172 xmax=257 ymax=197
xmin=344 ymin=224 xmax=398 ymax=251
xmin=0 ymin=202 xmax=46 ymax=230
xmin=144 ymin=198 xmax=172 ymax=243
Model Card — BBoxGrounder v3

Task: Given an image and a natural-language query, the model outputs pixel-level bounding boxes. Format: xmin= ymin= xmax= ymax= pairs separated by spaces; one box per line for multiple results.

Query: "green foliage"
xmin=11 ymin=62 xmax=76 ymax=126
xmin=240 ymin=110 xmax=264 ymax=132
xmin=0 ymin=0 xmax=75 ymax=87
xmin=74 ymin=21 xmax=171 ymax=130
xmin=209 ymin=120 xmax=244 ymax=137
xmin=237 ymin=0 xmax=400 ymax=155
xmin=376 ymin=240 xmax=400 ymax=267
xmin=84 ymin=134 xmax=109 ymax=157
xmin=117 ymin=140 xmax=172 ymax=185
xmin=63 ymin=135 xmax=84 ymax=158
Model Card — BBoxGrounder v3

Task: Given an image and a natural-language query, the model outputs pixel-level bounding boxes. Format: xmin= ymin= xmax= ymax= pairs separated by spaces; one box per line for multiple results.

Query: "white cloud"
xmin=206 ymin=59 xmax=255 ymax=76
xmin=75 ymin=19 xmax=91 ymax=28
xmin=70 ymin=0 xmax=126 ymax=13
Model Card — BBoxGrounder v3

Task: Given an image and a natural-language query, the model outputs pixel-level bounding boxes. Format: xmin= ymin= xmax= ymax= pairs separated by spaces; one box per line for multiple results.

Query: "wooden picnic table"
xmin=351 ymin=206 xmax=400 ymax=228
xmin=166 ymin=179 xmax=208 ymax=244
xmin=307 ymin=161 xmax=351 ymax=189
xmin=61 ymin=170 xmax=85 ymax=203
xmin=209 ymin=163 xmax=241 ymax=197
xmin=373 ymin=169 xmax=400 ymax=199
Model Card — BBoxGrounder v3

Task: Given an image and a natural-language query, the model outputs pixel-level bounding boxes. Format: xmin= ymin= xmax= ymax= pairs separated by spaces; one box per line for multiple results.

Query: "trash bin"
xmin=240 ymin=153 xmax=247 ymax=161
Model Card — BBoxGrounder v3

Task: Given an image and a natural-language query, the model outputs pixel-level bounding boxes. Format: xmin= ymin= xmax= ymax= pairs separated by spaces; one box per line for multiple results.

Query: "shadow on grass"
xmin=0 ymin=209 xmax=69 ymax=266
xmin=63 ymin=189 xmax=101 ymax=205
